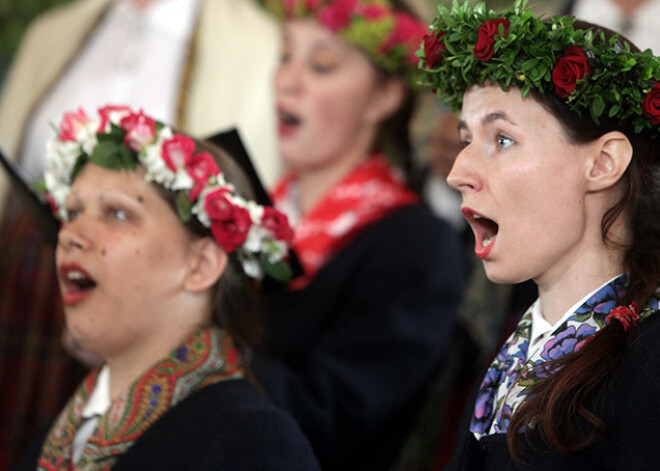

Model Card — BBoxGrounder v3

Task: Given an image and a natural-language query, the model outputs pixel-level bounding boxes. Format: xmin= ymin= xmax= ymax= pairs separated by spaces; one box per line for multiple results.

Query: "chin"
xmin=483 ymin=263 xmax=531 ymax=286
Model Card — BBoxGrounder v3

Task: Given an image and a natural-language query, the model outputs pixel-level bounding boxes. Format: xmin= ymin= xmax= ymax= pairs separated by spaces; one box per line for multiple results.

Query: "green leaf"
xmin=175 ymin=191 xmax=192 ymax=222
xmin=260 ymin=254 xmax=294 ymax=283
xmin=590 ymin=95 xmax=605 ymax=121
xmin=89 ymin=141 xmax=122 ymax=169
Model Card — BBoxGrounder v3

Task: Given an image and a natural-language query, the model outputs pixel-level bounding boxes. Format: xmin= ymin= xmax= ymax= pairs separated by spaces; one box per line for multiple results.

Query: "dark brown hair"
xmin=507 ymin=22 xmax=660 ymax=461
xmin=156 ymin=139 xmax=263 ymax=352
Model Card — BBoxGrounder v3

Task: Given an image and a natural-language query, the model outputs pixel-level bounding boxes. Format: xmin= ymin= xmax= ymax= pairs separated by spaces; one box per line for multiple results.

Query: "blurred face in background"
xmin=275 ymin=19 xmax=396 ymax=173
xmin=427 ymin=112 xmax=462 ymax=179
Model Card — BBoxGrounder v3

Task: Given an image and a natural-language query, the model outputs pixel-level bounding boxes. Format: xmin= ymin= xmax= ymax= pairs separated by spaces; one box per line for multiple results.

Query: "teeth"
xmin=483 ymin=235 xmax=495 ymax=247
xmin=473 ymin=214 xmax=482 ymax=219
xmin=67 ymin=270 xmax=86 ymax=280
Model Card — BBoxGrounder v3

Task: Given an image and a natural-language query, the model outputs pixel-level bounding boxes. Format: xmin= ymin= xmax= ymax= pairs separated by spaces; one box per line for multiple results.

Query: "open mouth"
xmin=59 ymin=264 xmax=97 ymax=305
xmin=277 ymin=108 xmax=301 ymax=136
xmin=462 ymin=208 xmax=499 ymax=258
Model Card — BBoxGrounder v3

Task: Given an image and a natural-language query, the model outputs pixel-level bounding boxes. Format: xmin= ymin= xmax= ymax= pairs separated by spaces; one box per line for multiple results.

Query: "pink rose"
xmin=474 ymin=18 xmax=510 ymax=62
xmin=119 ymin=110 xmax=156 ymax=152
xmin=262 ymin=207 xmax=294 ymax=243
xmin=380 ymin=13 xmax=429 ymax=65
xmin=97 ymin=105 xmax=132 ymax=133
xmin=318 ymin=0 xmax=357 ymax=32
xmin=359 ymin=4 xmax=387 ymax=20
xmin=205 ymin=189 xmax=252 ymax=253
xmin=186 ymin=151 xmax=220 ymax=201
xmin=162 ymin=134 xmax=196 ymax=172
xmin=59 ymin=108 xmax=90 ymax=142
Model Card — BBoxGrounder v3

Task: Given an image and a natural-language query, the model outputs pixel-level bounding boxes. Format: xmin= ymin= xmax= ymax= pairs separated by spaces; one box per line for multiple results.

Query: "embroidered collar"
xmin=470 ymin=275 xmax=660 ymax=438
xmin=37 ymin=327 xmax=242 ymax=471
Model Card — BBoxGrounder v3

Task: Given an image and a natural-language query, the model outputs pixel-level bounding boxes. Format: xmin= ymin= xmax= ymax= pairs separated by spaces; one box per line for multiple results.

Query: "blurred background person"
xmin=564 ymin=0 xmax=660 ymax=54
xmin=0 ymin=0 xmax=281 ymax=468
xmin=250 ymin=1 xmax=465 ymax=469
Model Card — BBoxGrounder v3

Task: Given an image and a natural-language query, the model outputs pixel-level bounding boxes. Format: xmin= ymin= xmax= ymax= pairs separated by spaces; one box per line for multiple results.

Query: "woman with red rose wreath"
xmin=251 ymin=1 xmax=466 ymax=470
xmin=420 ymin=0 xmax=660 ymax=469
xmin=15 ymin=106 xmax=320 ymax=471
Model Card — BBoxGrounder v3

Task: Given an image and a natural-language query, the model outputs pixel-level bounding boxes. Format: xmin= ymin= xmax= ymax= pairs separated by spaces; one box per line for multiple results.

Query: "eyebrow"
xmin=458 ymin=110 xmax=518 ymax=131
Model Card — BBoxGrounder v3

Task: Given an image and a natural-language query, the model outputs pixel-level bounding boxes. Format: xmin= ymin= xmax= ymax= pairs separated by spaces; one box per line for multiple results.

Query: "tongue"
xmin=475 ymin=217 xmax=498 ymax=245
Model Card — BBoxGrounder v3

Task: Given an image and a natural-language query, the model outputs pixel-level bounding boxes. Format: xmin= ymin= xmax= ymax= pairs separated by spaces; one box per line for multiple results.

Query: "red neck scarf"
xmin=273 ymin=154 xmax=418 ymax=288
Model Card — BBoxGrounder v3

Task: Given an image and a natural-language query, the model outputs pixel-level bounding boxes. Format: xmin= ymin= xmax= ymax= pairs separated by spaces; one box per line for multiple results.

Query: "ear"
xmin=364 ymin=77 xmax=407 ymax=125
xmin=585 ymin=131 xmax=633 ymax=192
xmin=184 ymin=237 xmax=228 ymax=293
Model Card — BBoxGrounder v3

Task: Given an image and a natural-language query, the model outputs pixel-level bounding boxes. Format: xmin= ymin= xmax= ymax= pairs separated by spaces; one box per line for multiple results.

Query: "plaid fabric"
xmin=0 ymin=201 xmax=86 ymax=470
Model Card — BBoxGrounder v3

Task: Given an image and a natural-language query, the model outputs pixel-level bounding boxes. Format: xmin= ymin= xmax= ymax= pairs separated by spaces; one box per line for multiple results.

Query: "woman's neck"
xmin=297 ymin=146 xmax=374 ymax=215
xmin=106 ymin=320 xmax=206 ymax=400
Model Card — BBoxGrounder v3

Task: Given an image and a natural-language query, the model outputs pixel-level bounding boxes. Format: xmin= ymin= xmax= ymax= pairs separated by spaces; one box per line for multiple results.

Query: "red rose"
xmin=162 ymin=134 xmax=196 ymax=172
xmin=186 ymin=151 xmax=220 ymax=201
xmin=474 ymin=18 xmax=509 ymax=62
xmin=423 ymin=32 xmax=446 ymax=68
xmin=643 ymin=83 xmax=660 ymax=125
xmin=552 ymin=46 xmax=592 ymax=98
xmin=262 ymin=207 xmax=294 ymax=243
xmin=205 ymin=189 xmax=252 ymax=253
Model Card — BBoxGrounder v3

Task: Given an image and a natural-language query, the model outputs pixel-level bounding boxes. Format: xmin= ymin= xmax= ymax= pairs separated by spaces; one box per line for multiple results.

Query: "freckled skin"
xmin=56 ymin=164 xmax=196 ymax=359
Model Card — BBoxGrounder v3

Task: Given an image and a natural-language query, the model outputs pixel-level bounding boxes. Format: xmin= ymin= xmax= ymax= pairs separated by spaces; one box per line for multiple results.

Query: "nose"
xmin=275 ymin=60 xmax=302 ymax=97
xmin=446 ymin=145 xmax=482 ymax=193
xmin=57 ymin=218 xmax=92 ymax=252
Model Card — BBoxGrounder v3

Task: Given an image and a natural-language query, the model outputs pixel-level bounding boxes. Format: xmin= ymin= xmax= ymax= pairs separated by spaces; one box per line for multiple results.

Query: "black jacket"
xmin=253 ymin=204 xmax=465 ymax=470
xmin=447 ymin=308 xmax=660 ymax=470
xmin=17 ymin=379 xmax=320 ymax=471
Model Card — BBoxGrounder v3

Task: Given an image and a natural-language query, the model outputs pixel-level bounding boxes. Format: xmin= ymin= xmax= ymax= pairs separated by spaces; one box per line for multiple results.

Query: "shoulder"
xmin=26 ymin=0 xmax=108 ymax=32
xmin=116 ymin=380 xmax=319 ymax=470
xmin=349 ymin=203 xmax=462 ymax=264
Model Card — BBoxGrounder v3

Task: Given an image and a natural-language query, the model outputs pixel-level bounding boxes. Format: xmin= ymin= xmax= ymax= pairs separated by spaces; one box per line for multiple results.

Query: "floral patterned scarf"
xmin=272 ymin=153 xmax=418 ymax=288
xmin=470 ymin=275 xmax=660 ymax=437
xmin=37 ymin=326 xmax=243 ymax=470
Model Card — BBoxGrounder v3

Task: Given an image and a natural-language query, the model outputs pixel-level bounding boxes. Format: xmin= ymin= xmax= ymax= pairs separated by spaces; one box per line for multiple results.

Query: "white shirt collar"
xmin=529 ymin=274 xmax=624 ymax=348
xmin=82 ymin=365 xmax=112 ymax=418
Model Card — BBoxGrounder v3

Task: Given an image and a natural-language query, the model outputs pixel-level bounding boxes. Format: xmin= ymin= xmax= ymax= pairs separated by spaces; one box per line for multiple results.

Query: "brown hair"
xmin=507 ymin=22 xmax=660 ymax=461
xmin=155 ymin=138 xmax=263 ymax=352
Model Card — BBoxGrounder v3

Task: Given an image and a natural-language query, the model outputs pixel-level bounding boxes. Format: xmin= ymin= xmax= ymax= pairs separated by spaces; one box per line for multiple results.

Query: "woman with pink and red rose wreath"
xmin=16 ymin=106 xmax=320 ymax=471
xmin=419 ymin=0 xmax=660 ymax=469
xmin=250 ymin=1 xmax=466 ymax=470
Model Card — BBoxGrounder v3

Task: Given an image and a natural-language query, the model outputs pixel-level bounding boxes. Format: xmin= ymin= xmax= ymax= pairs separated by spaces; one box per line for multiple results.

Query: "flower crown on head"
xmin=419 ymin=0 xmax=660 ymax=135
xmin=44 ymin=105 xmax=295 ymax=282
xmin=260 ymin=0 xmax=429 ymax=85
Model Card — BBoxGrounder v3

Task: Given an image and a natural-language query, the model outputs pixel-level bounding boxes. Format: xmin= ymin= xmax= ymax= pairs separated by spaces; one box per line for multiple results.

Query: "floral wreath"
xmin=419 ymin=0 xmax=660 ymax=135
xmin=43 ymin=105 xmax=295 ymax=282
xmin=260 ymin=0 xmax=429 ymax=86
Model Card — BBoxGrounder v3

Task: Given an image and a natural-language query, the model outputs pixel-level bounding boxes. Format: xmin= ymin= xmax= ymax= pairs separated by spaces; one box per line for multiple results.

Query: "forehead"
xmin=69 ymin=164 xmax=153 ymax=200
xmin=460 ymin=84 xmax=555 ymax=131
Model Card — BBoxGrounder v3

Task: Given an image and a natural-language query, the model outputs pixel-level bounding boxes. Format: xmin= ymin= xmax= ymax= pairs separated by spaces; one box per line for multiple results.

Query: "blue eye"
xmin=497 ymin=134 xmax=514 ymax=149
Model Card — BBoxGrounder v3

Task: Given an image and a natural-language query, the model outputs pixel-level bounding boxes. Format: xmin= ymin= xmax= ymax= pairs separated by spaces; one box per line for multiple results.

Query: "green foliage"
xmin=0 ymin=0 xmax=76 ymax=85
xmin=419 ymin=0 xmax=660 ymax=135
